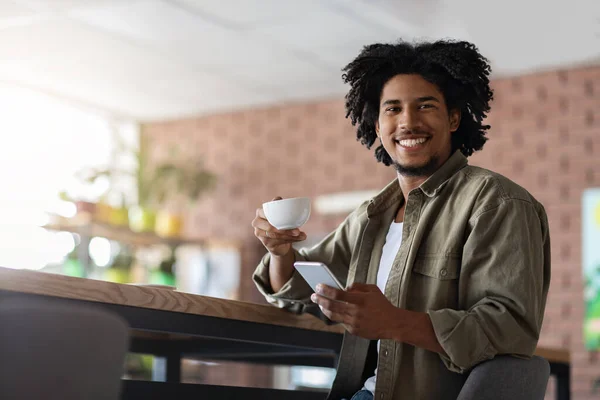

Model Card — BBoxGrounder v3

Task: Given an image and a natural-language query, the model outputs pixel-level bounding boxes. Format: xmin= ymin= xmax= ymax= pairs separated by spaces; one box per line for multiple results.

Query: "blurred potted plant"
xmin=148 ymin=248 xmax=177 ymax=286
xmin=76 ymin=140 xmax=150 ymax=231
xmin=62 ymin=245 xmax=84 ymax=278
xmin=104 ymin=245 xmax=134 ymax=284
xmin=151 ymin=157 xmax=216 ymax=238
xmin=76 ymin=137 xmax=216 ymax=236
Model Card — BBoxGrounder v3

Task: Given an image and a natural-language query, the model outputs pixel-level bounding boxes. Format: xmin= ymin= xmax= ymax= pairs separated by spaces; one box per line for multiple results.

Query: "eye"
xmin=419 ymin=103 xmax=436 ymax=109
xmin=385 ymin=107 xmax=400 ymax=113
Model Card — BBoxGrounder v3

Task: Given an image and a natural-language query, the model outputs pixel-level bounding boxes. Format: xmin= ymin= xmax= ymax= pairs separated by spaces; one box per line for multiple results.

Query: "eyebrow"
xmin=381 ymin=96 xmax=441 ymax=107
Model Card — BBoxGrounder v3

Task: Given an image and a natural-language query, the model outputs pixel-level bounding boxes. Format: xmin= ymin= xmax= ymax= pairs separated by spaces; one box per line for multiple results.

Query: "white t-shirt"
xmin=362 ymin=221 xmax=404 ymax=394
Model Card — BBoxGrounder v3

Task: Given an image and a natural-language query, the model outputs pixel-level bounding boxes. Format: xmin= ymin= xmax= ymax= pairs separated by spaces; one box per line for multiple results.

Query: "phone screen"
xmin=293 ymin=261 xmax=344 ymax=292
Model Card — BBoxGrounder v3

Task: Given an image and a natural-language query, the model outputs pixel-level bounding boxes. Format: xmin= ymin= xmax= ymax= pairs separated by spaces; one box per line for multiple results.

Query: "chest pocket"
xmin=407 ymin=255 xmax=461 ymax=311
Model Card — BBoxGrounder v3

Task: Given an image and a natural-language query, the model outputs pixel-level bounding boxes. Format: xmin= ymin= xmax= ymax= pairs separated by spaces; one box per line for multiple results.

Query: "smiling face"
xmin=376 ymin=74 xmax=461 ymax=177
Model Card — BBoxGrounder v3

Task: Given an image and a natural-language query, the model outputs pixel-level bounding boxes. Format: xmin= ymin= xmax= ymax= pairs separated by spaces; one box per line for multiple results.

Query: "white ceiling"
xmin=0 ymin=0 xmax=598 ymax=122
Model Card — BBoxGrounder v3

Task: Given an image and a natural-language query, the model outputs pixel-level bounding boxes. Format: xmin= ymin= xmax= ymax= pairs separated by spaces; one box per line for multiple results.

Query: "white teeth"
xmin=398 ymin=137 xmax=428 ymax=147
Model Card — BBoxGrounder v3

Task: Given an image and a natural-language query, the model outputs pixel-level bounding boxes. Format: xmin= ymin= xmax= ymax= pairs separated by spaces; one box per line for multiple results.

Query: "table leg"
xmin=550 ymin=362 xmax=570 ymax=400
xmin=166 ymin=353 xmax=182 ymax=383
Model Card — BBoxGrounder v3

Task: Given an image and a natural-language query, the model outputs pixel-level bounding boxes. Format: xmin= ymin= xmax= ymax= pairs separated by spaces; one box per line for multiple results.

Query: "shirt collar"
xmin=367 ymin=150 xmax=469 ymax=216
xmin=420 ymin=150 xmax=468 ymax=197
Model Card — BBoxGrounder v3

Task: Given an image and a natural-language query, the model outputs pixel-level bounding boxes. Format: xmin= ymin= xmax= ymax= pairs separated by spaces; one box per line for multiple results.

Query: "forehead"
xmin=380 ymin=74 xmax=443 ymax=102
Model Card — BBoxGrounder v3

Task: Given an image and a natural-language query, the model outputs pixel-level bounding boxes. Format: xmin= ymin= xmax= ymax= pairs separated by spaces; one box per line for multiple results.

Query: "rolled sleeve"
xmin=428 ymin=309 xmax=498 ymax=373
xmin=252 ymin=249 xmax=313 ymax=312
xmin=428 ymin=199 xmax=550 ymax=373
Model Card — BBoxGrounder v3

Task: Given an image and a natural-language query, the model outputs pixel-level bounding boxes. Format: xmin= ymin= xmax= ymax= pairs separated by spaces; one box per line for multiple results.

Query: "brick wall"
xmin=143 ymin=65 xmax=600 ymax=398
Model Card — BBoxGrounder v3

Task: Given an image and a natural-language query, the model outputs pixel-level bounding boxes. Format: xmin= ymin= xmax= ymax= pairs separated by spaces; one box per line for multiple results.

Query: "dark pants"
xmin=346 ymin=389 xmax=373 ymax=400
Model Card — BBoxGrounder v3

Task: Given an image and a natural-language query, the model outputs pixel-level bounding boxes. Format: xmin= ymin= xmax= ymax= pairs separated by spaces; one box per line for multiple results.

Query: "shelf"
xmin=43 ymin=215 xmax=237 ymax=249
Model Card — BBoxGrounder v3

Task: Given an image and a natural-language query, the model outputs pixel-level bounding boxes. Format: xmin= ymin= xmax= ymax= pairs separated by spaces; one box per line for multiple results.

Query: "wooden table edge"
xmin=0 ymin=267 xmax=344 ymax=334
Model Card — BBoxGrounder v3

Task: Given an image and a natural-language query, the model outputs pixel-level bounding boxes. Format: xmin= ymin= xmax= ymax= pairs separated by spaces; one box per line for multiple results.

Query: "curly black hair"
xmin=342 ymin=39 xmax=493 ymax=166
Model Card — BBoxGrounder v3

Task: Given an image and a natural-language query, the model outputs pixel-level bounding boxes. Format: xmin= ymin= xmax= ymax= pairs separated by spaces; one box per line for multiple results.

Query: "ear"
xmin=375 ymin=120 xmax=380 ymax=137
xmin=449 ymin=109 xmax=461 ymax=133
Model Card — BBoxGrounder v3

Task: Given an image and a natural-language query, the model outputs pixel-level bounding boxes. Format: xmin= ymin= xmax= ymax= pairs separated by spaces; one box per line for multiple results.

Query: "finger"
xmin=252 ymin=217 xmax=271 ymax=232
xmin=257 ymin=207 xmax=267 ymax=220
xmin=315 ymin=284 xmax=357 ymax=302
xmin=255 ymin=227 xmax=279 ymax=240
xmin=321 ymin=308 xmax=354 ymax=325
xmin=255 ymin=228 xmax=278 ymax=242
xmin=262 ymin=226 xmax=305 ymax=240
xmin=252 ymin=210 xmax=269 ymax=226
xmin=271 ymin=196 xmax=283 ymax=201
xmin=267 ymin=226 xmax=304 ymax=238
xmin=311 ymin=294 xmax=355 ymax=315
xmin=310 ymin=293 xmax=352 ymax=323
xmin=319 ymin=308 xmax=347 ymax=324
xmin=315 ymin=284 xmax=343 ymax=300
xmin=255 ymin=227 xmax=306 ymax=243
xmin=268 ymin=230 xmax=306 ymax=241
xmin=254 ymin=211 xmax=303 ymax=237
xmin=251 ymin=216 xmax=277 ymax=232
xmin=347 ymin=283 xmax=379 ymax=293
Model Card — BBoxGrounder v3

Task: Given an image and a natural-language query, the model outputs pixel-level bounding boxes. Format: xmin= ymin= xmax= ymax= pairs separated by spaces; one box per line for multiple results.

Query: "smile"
xmin=395 ymin=137 xmax=429 ymax=148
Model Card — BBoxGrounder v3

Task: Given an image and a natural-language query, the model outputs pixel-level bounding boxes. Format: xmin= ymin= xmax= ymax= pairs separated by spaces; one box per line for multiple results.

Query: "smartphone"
xmin=293 ymin=261 xmax=345 ymax=293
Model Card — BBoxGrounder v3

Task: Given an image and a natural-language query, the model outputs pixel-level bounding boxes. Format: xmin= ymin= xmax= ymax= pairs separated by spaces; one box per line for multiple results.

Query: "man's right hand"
xmin=252 ymin=196 xmax=307 ymax=257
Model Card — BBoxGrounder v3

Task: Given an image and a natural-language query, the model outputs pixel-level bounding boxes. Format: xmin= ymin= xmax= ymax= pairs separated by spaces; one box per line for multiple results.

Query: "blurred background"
xmin=0 ymin=0 xmax=598 ymax=398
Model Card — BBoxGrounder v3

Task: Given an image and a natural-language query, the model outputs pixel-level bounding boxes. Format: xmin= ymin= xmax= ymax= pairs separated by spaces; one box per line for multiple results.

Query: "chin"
xmin=393 ymin=155 xmax=440 ymax=177
xmin=395 ymin=154 xmax=430 ymax=167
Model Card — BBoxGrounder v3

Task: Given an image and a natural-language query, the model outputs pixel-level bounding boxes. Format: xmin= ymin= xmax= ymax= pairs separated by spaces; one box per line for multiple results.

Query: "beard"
xmin=392 ymin=154 xmax=440 ymax=177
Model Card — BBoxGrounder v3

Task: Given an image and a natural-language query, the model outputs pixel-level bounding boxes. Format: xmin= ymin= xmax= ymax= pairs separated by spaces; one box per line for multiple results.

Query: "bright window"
xmin=0 ymin=84 xmax=137 ymax=270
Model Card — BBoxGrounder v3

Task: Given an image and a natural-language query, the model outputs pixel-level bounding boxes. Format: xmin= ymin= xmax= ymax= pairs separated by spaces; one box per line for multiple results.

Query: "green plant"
xmin=151 ymin=160 xmax=216 ymax=207
xmin=77 ymin=135 xmax=216 ymax=209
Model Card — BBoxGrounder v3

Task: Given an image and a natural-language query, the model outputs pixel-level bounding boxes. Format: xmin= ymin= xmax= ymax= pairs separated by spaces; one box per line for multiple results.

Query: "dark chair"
xmin=0 ymin=298 xmax=129 ymax=400
xmin=457 ymin=355 xmax=550 ymax=400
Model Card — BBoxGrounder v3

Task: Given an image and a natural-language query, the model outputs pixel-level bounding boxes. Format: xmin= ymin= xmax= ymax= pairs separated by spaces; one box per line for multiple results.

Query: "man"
xmin=251 ymin=40 xmax=550 ymax=400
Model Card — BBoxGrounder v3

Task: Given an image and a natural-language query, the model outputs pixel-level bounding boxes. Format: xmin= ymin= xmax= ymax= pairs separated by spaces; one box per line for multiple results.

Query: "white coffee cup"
xmin=262 ymin=197 xmax=311 ymax=230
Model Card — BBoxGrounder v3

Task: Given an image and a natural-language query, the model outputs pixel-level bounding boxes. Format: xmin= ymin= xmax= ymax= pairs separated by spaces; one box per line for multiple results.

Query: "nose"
xmin=398 ymin=107 xmax=420 ymax=132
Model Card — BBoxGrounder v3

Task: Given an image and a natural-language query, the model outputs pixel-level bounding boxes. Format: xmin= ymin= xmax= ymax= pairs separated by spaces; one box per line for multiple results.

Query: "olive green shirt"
xmin=253 ymin=151 xmax=551 ymax=400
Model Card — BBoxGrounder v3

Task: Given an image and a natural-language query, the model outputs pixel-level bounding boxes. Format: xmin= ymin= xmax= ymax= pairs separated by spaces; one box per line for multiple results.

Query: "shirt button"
xmin=380 ymin=394 xmax=385 ymax=399
xmin=384 ymin=350 xmax=389 ymax=356
xmin=440 ymin=268 xmax=448 ymax=277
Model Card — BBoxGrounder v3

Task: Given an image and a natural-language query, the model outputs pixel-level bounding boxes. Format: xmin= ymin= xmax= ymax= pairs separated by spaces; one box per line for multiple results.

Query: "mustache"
xmin=392 ymin=129 xmax=431 ymax=140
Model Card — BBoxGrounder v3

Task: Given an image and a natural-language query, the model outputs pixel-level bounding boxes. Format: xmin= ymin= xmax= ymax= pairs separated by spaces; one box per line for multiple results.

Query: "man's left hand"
xmin=311 ymin=282 xmax=400 ymax=339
